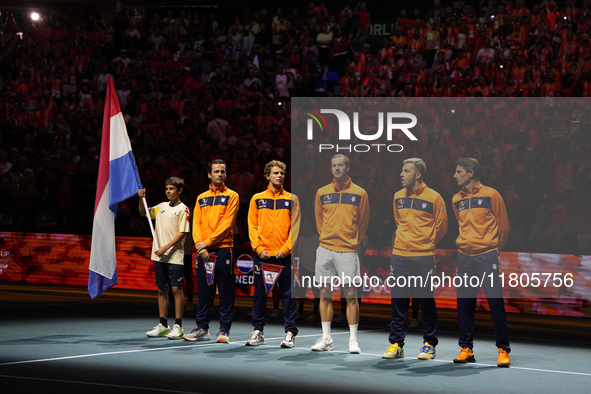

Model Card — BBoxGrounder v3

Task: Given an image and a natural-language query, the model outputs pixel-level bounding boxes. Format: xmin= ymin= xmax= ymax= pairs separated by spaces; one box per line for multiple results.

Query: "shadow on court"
xmin=2 ymin=283 xmax=591 ymax=394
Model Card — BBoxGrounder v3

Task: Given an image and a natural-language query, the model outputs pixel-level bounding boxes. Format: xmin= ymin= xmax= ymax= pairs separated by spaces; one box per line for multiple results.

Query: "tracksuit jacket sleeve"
xmin=492 ymin=191 xmax=510 ymax=250
xmin=205 ymin=192 xmax=239 ymax=248
xmin=452 ymin=198 xmax=460 ymax=223
xmin=358 ymin=192 xmax=370 ymax=242
xmin=281 ymin=194 xmax=301 ymax=256
xmin=392 ymin=196 xmax=401 ymax=227
xmin=433 ymin=195 xmax=448 ymax=245
xmin=248 ymin=195 xmax=264 ymax=255
xmin=315 ymin=190 xmax=323 ymax=237
xmin=192 ymin=200 xmax=203 ymax=245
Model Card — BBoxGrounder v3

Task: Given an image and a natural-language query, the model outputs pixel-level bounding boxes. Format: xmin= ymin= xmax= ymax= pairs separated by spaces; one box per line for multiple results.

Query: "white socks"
xmin=349 ymin=324 xmax=358 ymax=341
xmin=322 ymin=323 xmax=358 ymax=342
xmin=322 ymin=322 xmax=331 ymax=340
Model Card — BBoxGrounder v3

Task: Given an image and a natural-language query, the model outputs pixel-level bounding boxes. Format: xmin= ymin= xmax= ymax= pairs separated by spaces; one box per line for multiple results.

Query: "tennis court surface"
xmin=2 ymin=283 xmax=590 ymax=394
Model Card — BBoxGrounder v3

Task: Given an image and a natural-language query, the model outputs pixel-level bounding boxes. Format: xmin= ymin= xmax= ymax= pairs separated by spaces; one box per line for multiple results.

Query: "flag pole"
xmin=141 ymin=196 xmax=159 ymax=249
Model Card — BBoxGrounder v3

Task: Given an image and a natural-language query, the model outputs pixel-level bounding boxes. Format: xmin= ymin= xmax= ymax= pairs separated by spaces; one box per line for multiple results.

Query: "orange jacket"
xmin=393 ymin=183 xmax=448 ymax=257
xmin=193 ymin=183 xmax=239 ymax=249
xmin=248 ymin=186 xmax=300 ymax=256
xmin=315 ymin=177 xmax=369 ymax=253
xmin=452 ymin=182 xmax=509 ymax=256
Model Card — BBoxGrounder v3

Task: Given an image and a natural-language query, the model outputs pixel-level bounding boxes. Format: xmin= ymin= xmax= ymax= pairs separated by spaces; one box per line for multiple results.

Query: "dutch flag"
xmin=88 ymin=76 xmax=142 ymax=299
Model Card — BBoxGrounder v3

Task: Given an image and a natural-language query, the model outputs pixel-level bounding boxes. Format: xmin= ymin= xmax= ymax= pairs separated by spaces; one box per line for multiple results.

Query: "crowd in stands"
xmin=1 ymin=1 xmax=591 ymax=255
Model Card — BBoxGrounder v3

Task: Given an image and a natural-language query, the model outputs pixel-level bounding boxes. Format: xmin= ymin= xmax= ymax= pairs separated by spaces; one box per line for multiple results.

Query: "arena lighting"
xmin=31 ymin=12 xmax=40 ymax=21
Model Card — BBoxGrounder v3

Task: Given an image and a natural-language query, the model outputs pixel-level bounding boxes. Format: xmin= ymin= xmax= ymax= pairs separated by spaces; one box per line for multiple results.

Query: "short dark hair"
xmin=456 ymin=157 xmax=480 ymax=179
xmin=208 ymin=159 xmax=226 ymax=174
xmin=165 ymin=177 xmax=185 ymax=190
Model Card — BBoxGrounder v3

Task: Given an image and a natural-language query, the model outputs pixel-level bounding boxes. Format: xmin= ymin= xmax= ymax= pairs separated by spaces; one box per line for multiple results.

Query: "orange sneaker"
xmin=453 ymin=347 xmax=475 ymax=363
xmin=498 ymin=348 xmax=511 ymax=367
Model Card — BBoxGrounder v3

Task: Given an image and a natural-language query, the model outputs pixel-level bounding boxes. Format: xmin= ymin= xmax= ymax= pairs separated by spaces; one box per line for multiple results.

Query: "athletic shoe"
xmin=382 ymin=343 xmax=404 ymax=359
xmin=311 ymin=337 xmax=334 ymax=351
xmin=498 ymin=348 xmax=511 ymax=367
xmin=408 ymin=318 xmax=419 ymax=329
xmin=184 ymin=302 xmax=194 ymax=313
xmin=349 ymin=339 xmax=361 ymax=354
xmin=245 ymin=330 xmax=265 ymax=346
xmin=417 ymin=342 xmax=436 ymax=359
xmin=216 ymin=331 xmax=230 ymax=343
xmin=280 ymin=332 xmax=295 ymax=348
xmin=305 ymin=313 xmax=319 ymax=322
xmin=269 ymin=308 xmax=280 ymax=318
xmin=453 ymin=347 xmax=476 ymax=363
xmin=167 ymin=324 xmax=184 ymax=340
xmin=182 ymin=328 xmax=210 ymax=342
xmin=146 ymin=323 xmax=170 ymax=338
xmin=332 ymin=313 xmax=347 ymax=324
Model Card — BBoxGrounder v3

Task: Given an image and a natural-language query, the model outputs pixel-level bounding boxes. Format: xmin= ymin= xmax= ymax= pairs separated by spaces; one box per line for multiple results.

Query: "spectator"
xmin=529 ymin=209 xmax=561 ymax=253
xmin=537 ymin=189 xmax=567 ymax=228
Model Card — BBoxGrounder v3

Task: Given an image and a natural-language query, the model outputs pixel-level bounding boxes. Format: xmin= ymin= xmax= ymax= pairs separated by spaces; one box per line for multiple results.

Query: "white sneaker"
xmin=245 ymin=330 xmax=265 ymax=346
xmin=146 ymin=323 xmax=170 ymax=337
xmin=280 ymin=332 xmax=295 ymax=348
xmin=182 ymin=328 xmax=210 ymax=342
xmin=311 ymin=337 xmax=334 ymax=351
xmin=349 ymin=339 xmax=361 ymax=354
xmin=216 ymin=331 xmax=230 ymax=343
xmin=167 ymin=324 xmax=184 ymax=339
xmin=269 ymin=309 xmax=280 ymax=318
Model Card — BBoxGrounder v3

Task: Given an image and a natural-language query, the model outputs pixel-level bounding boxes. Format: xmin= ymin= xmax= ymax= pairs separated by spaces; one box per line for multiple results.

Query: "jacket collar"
xmin=406 ymin=182 xmax=426 ymax=197
xmin=267 ymin=185 xmax=284 ymax=197
xmin=332 ymin=176 xmax=352 ymax=192
xmin=209 ymin=182 xmax=227 ymax=194
xmin=460 ymin=181 xmax=482 ymax=198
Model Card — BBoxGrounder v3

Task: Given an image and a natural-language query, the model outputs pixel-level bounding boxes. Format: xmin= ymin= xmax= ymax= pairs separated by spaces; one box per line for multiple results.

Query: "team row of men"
xmin=138 ymin=154 xmax=511 ymax=367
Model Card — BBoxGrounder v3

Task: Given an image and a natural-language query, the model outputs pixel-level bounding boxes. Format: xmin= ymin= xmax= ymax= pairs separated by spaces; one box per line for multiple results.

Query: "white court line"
xmin=0 ymin=374 xmax=204 ymax=394
xmin=0 ymin=330 xmax=374 ymax=367
xmin=2 ymin=330 xmax=591 ymax=378
xmin=287 ymin=348 xmax=591 ymax=378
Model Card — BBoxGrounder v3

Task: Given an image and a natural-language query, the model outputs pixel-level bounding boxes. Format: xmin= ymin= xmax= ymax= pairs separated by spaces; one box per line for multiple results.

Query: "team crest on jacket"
xmin=261 ymin=199 xmax=267 ymax=204
xmin=221 ymin=197 xmax=226 ymax=203
xmin=351 ymin=196 xmax=356 ymax=202
xmin=422 ymin=203 xmax=427 ymax=209
xmin=478 ymin=199 xmax=482 ymax=205
xmin=323 ymin=195 xmax=332 ymax=203
xmin=285 ymin=201 xmax=289 ymax=206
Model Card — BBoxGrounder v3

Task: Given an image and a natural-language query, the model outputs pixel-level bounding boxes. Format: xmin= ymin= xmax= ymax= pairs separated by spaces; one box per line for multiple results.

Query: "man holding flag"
xmin=245 ymin=160 xmax=300 ymax=348
xmin=88 ymin=76 xmax=144 ymax=299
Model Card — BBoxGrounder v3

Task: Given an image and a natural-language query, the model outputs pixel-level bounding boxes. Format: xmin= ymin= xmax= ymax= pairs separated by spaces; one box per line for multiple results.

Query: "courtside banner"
xmin=88 ymin=76 xmax=142 ymax=299
xmin=2 ymin=232 xmax=591 ymax=317
xmin=291 ymin=97 xmax=591 ymax=301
